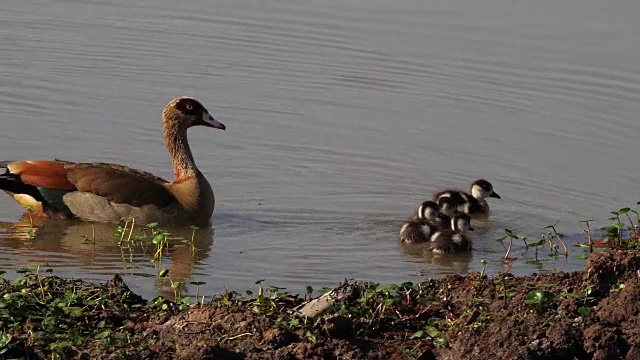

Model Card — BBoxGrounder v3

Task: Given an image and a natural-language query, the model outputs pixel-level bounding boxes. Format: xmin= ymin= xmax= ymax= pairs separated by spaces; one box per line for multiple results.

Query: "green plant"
xmin=544 ymin=222 xmax=568 ymax=257
xmin=497 ymin=229 xmax=519 ymax=262
xmin=21 ymin=205 xmax=37 ymax=239
xmin=190 ymin=281 xmax=206 ymax=306
xmin=579 ymin=219 xmax=595 ymax=252
xmin=611 ymin=283 xmax=626 ymax=292
xmin=496 ymin=274 xmax=518 ymax=309
xmin=0 ymin=268 xmax=154 ymax=359
xmin=563 ymin=285 xmax=598 ymax=317
xmin=525 ymin=290 xmax=556 ymax=308
xmin=247 ymin=280 xmax=292 ymax=315
xmin=0 ymin=332 xmax=13 ymax=356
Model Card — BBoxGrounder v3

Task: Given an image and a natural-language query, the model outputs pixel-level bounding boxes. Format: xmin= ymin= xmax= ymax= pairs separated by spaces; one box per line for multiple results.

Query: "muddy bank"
xmin=1 ymin=251 xmax=638 ymax=360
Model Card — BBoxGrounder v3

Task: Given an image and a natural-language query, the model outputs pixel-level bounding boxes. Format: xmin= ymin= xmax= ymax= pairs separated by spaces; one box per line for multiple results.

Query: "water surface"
xmin=1 ymin=0 xmax=639 ymax=299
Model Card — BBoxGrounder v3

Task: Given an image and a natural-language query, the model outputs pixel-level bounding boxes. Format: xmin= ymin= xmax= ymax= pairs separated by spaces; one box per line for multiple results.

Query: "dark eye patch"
xmin=176 ymin=98 xmax=201 ymax=116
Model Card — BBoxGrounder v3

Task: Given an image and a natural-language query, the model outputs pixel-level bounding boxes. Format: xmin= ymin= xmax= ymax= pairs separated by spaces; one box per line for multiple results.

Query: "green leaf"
xmin=433 ymin=337 xmax=447 ymax=346
xmin=504 ymin=229 xmax=519 ymax=239
xmin=564 ymin=291 xmax=580 ymax=299
xmin=49 ymin=341 xmax=73 ymax=350
xmin=525 ymin=290 xmax=555 ymax=305
xmin=578 ymin=307 xmax=592 ymax=317
xmin=425 ymin=326 xmax=440 ymax=338
xmin=152 ymin=234 xmax=166 ymax=245
xmin=63 ymin=307 xmax=84 ymax=318
xmin=584 ymin=285 xmax=594 ymax=296
xmin=0 ymin=332 xmax=12 ymax=348
xmin=179 ymin=297 xmax=192 ymax=305
xmin=409 ymin=330 xmax=424 ymax=339
xmin=95 ymin=330 xmax=112 ymax=339
xmin=527 ymin=239 xmax=545 ymax=247
xmin=611 ymin=283 xmax=626 ymax=292
xmin=399 ymin=281 xmax=413 ymax=288
xmin=171 ymin=281 xmax=185 ymax=288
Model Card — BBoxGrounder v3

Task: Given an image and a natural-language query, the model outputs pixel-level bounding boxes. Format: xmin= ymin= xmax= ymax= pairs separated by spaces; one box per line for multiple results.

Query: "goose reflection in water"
xmin=0 ymin=214 xmax=215 ymax=298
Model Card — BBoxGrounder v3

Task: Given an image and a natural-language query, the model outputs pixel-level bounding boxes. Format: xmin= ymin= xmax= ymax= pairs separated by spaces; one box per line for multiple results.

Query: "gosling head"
xmin=451 ymin=213 xmax=474 ymax=234
xmin=470 ymin=179 xmax=500 ymax=200
xmin=417 ymin=200 xmax=440 ymax=222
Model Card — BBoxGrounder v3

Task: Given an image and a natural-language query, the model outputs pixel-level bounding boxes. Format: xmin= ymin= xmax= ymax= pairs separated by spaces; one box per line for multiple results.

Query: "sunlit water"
xmin=1 ymin=0 xmax=639 ymax=299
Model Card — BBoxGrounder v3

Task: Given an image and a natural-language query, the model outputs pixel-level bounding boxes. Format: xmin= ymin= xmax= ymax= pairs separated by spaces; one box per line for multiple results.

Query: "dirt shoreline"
xmin=2 ymin=250 xmax=638 ymax=360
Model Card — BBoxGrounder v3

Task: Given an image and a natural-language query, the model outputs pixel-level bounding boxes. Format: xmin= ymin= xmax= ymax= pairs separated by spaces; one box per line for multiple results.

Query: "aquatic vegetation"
xmin=494 ymin=204 xmax=640 ymax=267
xmin=113 ymin=219 xmax=202 ymax=274
xmin=479 ymin=259 xmax=488 ymax=277
xmin=543 ymin=222 xmax=569 ymax=257
xmin=21 ymin=205 xmax=36 ymax=239
xmin=496 ymin=228 xmax=520 ymax=262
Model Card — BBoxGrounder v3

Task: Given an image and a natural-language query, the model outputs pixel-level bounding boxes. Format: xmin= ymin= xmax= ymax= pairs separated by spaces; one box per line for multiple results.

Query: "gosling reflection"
xmin=0 ymin=214 xmax=215 ymax=298
xmin=399 ymin=241 xmax=473 ymax=273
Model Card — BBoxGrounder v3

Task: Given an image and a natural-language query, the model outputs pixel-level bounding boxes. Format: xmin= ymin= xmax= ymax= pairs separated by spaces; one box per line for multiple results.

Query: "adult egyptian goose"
xmin=0 ymin=97 xmax=225 ymax=226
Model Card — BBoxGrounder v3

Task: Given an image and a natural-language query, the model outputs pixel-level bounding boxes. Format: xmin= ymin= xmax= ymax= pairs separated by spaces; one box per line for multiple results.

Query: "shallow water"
xmin=1 ymin=0 xmax=639 ymax=299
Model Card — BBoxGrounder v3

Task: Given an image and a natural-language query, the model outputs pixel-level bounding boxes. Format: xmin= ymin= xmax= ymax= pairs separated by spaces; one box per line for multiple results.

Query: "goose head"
xmin=163 ymin=97 xmax=226 ymax=130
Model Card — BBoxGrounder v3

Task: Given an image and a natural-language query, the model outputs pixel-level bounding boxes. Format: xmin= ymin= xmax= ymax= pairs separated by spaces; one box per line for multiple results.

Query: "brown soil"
xmin=22 ymin=251 xmax=640 ymax=359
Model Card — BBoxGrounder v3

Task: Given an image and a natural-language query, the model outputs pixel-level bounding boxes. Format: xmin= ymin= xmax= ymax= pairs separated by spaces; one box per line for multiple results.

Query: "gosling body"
xmin=429 ymin=213 xmax=474 ymax=254
xmin=400 ymin=201 xmax=442 ymax=244
xmin=433 ymin=179 xmax=500 ymax=217
xmin=399 ymin=211 xmax=474 ymax=251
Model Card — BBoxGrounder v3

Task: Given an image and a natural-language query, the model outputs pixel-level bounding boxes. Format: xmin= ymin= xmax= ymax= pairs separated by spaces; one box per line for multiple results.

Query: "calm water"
xmin=1 ymin=0 xmax=639 ymax=299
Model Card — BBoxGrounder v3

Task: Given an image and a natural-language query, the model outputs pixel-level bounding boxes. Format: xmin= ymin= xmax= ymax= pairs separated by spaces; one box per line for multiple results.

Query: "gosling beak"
xmin=202 ymin=112 xmax=226 ymax=130
xmin=468 ymin=226 xmax=475 ymax=232
xmin=490 ymin=191 xmax=501 ymax=199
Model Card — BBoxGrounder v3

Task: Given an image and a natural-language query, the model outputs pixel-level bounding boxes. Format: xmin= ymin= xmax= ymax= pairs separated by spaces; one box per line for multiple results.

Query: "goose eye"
xmin=186 ymin=103 xmax=193 ymax=110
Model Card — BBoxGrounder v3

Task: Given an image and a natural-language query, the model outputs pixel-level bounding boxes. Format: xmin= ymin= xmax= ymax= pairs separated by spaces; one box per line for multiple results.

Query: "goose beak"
xmin=468 ymin=226 xmax=475 ymax=232
xmin=490 ymin=191 xmax=501 ymax=199
xmin=203 ymin=112 xmax=226 ymax=130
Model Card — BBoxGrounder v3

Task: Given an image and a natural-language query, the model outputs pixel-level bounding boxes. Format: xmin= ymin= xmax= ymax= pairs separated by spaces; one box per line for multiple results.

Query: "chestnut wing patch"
xmin=6 ymin=160 xmax=75 ymax=190
xmin=65 ymin=163 xmax=177 ymax=208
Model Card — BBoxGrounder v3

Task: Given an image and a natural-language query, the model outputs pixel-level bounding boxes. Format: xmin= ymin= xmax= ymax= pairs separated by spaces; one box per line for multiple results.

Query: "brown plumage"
xmin=0 ymin=97 xmax=225 ymax=226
